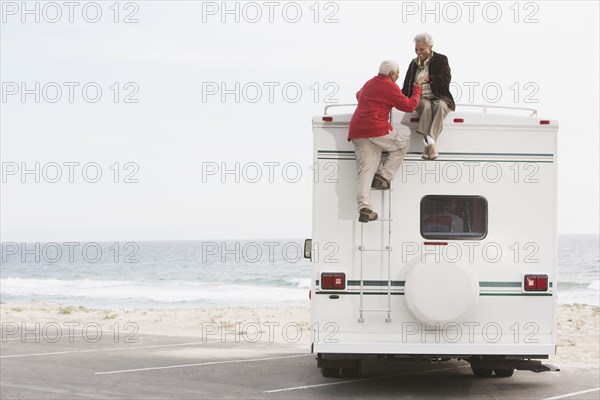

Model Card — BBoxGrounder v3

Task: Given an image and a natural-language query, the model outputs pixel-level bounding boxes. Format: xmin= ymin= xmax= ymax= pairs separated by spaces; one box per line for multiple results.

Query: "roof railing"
xmin=323 ymin=104 xmax=358 ymax=115
xmin=456 ymin=104 xmax=538 ymax=117
xmin=323 ymin=103 xmax=538 ymax=117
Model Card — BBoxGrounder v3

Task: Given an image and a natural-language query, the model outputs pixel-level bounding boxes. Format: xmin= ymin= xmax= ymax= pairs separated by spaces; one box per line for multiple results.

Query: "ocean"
xmin=1 ymin=235 xmax=598 ymax=309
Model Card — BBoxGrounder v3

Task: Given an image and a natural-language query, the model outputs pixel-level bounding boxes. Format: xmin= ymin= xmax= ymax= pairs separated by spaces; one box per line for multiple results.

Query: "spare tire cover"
xmin=405 ymin=262 xmax=479 ymax=326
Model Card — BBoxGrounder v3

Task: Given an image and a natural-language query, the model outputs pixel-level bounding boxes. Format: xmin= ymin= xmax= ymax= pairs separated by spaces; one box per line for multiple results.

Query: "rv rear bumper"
xmin=316 ymin=353 xmax=560 ymax=373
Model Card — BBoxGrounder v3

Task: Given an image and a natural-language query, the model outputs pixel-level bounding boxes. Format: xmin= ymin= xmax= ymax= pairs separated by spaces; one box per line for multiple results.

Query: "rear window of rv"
xmin=421 ymin=196 xmax=488 ymax=240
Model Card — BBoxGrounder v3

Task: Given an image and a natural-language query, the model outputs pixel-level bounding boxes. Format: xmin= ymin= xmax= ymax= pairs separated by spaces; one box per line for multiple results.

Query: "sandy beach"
xmin=1 ymin=301 xmax=598 ymax=369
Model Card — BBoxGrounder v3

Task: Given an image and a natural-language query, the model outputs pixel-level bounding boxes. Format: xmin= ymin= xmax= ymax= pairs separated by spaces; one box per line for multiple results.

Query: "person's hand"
xmin=415 ymin=75 xmax=429 ymax=85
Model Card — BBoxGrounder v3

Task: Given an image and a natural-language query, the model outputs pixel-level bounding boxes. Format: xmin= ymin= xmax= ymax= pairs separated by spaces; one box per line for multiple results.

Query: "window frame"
xmin=420 ymin=195 xmax=488 ymax=240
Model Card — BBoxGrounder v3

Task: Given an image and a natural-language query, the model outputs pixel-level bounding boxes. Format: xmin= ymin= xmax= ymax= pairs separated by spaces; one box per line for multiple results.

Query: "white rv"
xmin=305 ymin=105 xmax=559 ymax=378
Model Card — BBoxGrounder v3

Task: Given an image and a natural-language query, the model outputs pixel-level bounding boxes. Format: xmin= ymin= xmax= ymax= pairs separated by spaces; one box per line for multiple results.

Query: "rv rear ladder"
xmin=358 ymin=188 xmax=393 ymax=323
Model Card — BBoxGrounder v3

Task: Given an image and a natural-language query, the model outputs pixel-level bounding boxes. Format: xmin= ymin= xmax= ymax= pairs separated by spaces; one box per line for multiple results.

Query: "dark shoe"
xmin=359 ymin=208 xmax=378 ymax=223
xmin=371 ymin=174 xmax=390 ymax=190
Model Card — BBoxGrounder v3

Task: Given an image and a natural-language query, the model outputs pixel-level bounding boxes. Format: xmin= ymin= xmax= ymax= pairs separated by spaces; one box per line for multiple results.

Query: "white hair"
xmin=414 ymin=33 xmax=434 ymax=46
xmin=378 ymin=60 xmax=399 ymax=75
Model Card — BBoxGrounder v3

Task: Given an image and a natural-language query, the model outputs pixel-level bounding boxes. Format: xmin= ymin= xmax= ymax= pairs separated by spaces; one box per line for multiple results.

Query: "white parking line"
xmin=540 ymin=387 xmax=600 ymax=400
xmin=0 ymin=341 xmax=210 ymax=358
xmin=95 ymin=354 xmax=312 ymax=375
xmin=264 ymin=365 xmax=469 ymax=393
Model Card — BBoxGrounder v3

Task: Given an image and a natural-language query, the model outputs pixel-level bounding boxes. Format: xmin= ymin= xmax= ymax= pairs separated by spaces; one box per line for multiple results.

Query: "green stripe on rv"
xmin=317 ymin=281 xmax=552 ymax=288
xmin=317 ymin=157 xmax=554 ymax=163
xmin=317 ymin=150 xmax=554 ymax=157
xmin=315 ymin=291 xmax=552 ymax=296
xmin=317 ymin=150 xmax=554 ymax=163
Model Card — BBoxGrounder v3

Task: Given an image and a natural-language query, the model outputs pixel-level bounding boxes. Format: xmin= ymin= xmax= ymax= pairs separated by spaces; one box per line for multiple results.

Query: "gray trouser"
xmin=416 ymin=98 xmax=450 ymax=141
xmin=351 ymin=129 xmax=410 ymax=211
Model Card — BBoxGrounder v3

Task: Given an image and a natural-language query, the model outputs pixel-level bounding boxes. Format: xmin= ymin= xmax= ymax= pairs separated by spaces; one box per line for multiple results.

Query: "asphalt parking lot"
xmin=1 ymin=332 xmax=599 ymax=399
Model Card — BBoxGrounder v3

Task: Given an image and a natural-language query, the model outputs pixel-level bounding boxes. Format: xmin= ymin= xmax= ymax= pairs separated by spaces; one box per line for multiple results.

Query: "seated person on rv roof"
xmin=401 ymin=33 xmax=455 ymax=161
xmin=348 ymin=60 xmax=422 ymax=223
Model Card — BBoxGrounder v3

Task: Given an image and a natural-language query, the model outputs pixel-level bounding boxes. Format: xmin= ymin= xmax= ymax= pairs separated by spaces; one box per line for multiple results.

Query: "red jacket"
xmin=348 ymin=74 xmax=421 ymax=141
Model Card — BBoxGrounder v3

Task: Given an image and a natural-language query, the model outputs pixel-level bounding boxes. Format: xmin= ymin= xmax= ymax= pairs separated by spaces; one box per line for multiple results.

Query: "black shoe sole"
xmin=371 ymin=183 xmax=390 ymax=190
xmin=371 ymin=180 xmax=390 ymax=190
xmin=358 ymin=214 xmax=378 ymax=223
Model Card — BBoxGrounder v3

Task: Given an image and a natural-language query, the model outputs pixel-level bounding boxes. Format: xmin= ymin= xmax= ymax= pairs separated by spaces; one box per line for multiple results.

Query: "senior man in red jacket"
xmin=349 ymin=60 xmax=422 ymax=223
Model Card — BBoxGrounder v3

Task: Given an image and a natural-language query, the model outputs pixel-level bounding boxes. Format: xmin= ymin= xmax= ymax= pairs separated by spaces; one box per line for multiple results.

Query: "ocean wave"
xmin=558 ymin=280 xmax=599 ymax=290
xmin=0 ymin=278 xmax=307 ymax=305
xmin=287 ymin=278 xmax=311 ymax=288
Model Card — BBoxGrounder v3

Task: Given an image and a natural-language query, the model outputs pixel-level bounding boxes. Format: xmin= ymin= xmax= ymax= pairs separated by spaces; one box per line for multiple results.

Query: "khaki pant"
xmin=416 ymin=97 xmax=450 ymax=141
xmin=351 ymin=129 xmax=410 ymax=211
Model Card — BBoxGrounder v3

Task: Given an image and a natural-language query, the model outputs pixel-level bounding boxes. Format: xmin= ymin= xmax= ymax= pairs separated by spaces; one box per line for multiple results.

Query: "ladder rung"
xmin=359 ymin=249 xmax=392 ymax=252
xmin=359 ymin=308 xmax=392 ymax=312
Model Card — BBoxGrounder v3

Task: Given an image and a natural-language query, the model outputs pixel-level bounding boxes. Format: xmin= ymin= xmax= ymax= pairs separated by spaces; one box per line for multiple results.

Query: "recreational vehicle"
xmin=305 ymin=104 xmax=559 ymax=378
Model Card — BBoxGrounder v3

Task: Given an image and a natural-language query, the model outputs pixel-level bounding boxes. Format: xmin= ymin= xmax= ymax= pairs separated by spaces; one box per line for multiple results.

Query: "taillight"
xmin=453 ymin=118 xmax=464 ymax=123
xmin=322 ymin=116 xmax=333 ymax=122
xmin=540 ymin=120 xmax=550 ymax=125
xmin=321 ymin=273 xmax=345 ymax=290
xmin=410 ymin=117 xmax=420 ymax=123
xmin=524 ymin=274 xmax=549 ymax=291
xmin=536 ymin=276 xmax=548 ymax=290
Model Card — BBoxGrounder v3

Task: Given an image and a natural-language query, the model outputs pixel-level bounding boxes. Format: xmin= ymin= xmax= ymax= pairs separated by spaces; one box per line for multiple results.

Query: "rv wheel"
xmin=321 ymin=367 xmax=340 ymax=378
xmin=494 ymin=368 xmax=515 ymax=377
xmin=471 ymin=367 xmax=493 ymax=377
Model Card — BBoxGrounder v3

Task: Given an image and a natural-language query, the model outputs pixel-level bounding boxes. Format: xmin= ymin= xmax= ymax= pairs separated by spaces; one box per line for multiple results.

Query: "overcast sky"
xmin=1 ymin=0 xmax=598 ymax=242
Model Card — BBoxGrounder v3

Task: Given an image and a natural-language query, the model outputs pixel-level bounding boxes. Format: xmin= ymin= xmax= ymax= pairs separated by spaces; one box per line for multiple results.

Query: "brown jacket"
xmin=401 ymin=52 xmax=455 ymax=111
